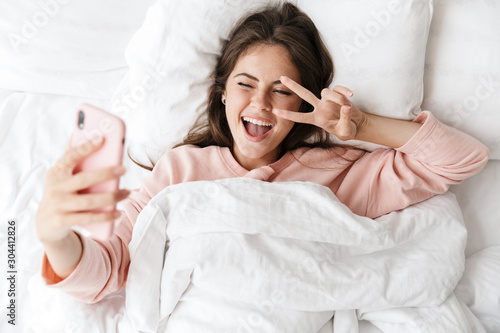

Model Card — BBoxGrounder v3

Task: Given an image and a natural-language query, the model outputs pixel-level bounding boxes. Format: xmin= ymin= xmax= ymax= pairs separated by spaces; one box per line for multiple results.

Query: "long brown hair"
xmin=133 ymin=2 xmax=337 ymax=171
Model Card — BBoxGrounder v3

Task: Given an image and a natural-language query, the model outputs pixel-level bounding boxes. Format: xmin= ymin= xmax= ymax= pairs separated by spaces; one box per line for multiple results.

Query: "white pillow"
xmin=298 ymin=0 xmax=433 ymax=150
xmin=111 ymin=0 xmax=433 ymax=160
xmin=0 ymin=0 xmax=155 ymax=99
xmin=422 ymin=0 xmax=500 ymax=159
xmin=298 ymin=0 xmax=433 ymax=120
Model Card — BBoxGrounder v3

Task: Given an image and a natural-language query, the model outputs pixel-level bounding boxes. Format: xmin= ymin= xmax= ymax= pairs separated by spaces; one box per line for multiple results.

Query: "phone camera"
xmin=78 ymin=111 xmax=85 ymax=129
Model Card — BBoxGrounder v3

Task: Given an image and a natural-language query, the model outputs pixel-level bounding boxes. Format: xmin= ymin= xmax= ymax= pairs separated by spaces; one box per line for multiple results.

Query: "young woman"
xmin=36 ymin=3 xmax=489 ymax=303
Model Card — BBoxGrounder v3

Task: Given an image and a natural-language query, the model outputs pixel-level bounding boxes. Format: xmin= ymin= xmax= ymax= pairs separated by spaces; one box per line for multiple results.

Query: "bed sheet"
xmin=0 ymin=0 xmax=499 ymax=332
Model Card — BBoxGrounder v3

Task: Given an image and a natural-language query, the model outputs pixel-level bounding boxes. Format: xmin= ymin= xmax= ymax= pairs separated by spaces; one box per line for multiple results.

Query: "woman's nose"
xmin=251 ymin=90 xmax=272 ymax=111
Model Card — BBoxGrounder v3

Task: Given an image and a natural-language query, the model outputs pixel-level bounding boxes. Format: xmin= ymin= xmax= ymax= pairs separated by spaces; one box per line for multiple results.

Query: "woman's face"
xmin=222 ymin=44 xmax=302 ymax=170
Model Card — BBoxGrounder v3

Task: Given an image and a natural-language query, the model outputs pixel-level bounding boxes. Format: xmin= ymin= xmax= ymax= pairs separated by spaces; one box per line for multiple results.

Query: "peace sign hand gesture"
xmin=273 ymin=76 xmax=367 ymax=141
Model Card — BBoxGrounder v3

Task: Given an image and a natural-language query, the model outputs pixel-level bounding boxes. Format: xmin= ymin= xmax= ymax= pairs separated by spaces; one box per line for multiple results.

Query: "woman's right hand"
xmin=36 ymin=136 xmax=130 ymax=245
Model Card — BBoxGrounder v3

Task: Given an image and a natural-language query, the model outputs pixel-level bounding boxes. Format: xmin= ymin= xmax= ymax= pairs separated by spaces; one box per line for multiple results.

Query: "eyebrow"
xmin=234 ymin=73 xmax=282 ymax=84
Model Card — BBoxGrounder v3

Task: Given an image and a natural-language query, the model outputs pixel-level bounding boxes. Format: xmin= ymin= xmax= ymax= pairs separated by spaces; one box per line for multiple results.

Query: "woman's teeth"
xmin=242 ymin=117 xmax=273 ymax=127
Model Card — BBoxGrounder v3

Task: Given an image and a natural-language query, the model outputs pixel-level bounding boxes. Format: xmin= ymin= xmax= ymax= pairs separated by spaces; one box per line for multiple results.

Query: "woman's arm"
xmin=38 ymin=144 xmax=199 ymax=303
xmin=353 ymin=113 xmax=422 ymax=148
xmin=36 ymin=138 xmax=128 ymax=280
xmin=36 ymin=138 xmax=136 ymax=303
xmin=273 ymin=75 xmax=422 ymax=147
xmin=273 ymin=77 xmax=489 ymax=217
xmin=41 ymin=232 xmax=83 ymax=280
xmin=335 ymin=111 xmax=490 ymax=218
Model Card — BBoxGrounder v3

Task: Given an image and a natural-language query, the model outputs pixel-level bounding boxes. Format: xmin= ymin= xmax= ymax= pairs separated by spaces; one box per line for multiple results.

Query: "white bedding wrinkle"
xmin=126 ymin=178 xmax=474 ymax=333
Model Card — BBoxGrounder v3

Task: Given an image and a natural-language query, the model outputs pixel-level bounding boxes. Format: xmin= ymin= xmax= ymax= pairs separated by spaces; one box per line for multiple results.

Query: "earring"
xmin=222 ymin=98 xmax=226 ymax=105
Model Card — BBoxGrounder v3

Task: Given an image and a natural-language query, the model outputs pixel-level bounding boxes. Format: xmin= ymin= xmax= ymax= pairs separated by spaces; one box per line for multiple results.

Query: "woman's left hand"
xmin=273 ymin=76 xmax=367 ymax=141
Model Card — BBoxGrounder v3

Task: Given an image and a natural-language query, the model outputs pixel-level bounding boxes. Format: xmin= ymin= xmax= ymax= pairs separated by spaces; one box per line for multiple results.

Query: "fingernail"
xmin=91 ymin=134 xmax=104 ymax=146
xmin=348 ymin=91 xmax=354 ymax=97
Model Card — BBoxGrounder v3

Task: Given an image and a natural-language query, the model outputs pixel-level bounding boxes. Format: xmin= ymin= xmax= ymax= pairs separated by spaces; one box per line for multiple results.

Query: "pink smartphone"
xmin=71 ymin=103 xmax=126 ymax=240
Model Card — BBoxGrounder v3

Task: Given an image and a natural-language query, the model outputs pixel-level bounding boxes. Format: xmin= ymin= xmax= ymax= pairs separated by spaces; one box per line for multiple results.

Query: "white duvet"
xmin=124 ymin=178 xmax=485 ymax=333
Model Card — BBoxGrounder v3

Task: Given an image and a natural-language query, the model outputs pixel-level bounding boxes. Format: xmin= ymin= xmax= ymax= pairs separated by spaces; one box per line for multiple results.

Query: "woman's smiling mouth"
xmin=242 ymin=116 xmax=274 ymax=142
